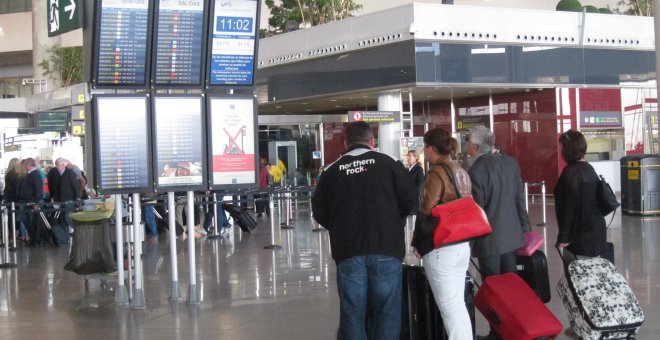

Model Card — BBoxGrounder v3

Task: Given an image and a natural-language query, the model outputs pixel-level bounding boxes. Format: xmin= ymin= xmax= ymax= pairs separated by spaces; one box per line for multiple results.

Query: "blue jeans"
xmin=336 ymin=255 xmax=402 ymax=340
xmin=143 ymin=205 xmax=158 ymax=237
xmin=203 ymin=203 xmax=230 ymax=231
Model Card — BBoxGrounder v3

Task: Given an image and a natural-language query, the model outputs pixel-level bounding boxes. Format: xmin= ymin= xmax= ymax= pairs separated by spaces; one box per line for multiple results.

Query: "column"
xmin=378 ymin=92 xmax=403 ymax=159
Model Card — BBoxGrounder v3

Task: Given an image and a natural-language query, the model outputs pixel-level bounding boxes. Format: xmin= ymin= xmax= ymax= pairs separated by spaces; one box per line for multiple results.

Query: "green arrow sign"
xmin=47 ymin=0 xmax=82 ymax=37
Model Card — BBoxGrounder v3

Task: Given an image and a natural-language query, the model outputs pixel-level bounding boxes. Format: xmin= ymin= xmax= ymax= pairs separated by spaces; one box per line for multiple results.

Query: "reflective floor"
xmin=0 ymin=200 xmax=658 ymax=340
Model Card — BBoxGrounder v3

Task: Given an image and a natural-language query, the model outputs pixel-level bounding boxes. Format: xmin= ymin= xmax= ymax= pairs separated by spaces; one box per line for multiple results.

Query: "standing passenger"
xmin=407 ymin=150 xmax=425 ymax=213
xmin=312 ymin=121 xmax=416 ymax=340
xmin=465 ymin=126 xmax=530 ymax=339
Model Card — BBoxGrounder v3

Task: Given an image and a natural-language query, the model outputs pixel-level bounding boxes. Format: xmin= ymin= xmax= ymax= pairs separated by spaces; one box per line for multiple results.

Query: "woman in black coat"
xmin=555 ymin=130 xmax=607 ymax=257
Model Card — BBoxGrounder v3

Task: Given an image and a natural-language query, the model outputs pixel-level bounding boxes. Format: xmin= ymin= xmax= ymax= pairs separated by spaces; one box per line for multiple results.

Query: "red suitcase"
xmin=475 ymin=273 xmax=562 ymax=340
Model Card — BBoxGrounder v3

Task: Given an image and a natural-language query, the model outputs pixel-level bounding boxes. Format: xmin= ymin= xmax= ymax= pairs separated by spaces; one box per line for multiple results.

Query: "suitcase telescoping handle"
xmin=39 ymin=211 xmax=52 ymax=230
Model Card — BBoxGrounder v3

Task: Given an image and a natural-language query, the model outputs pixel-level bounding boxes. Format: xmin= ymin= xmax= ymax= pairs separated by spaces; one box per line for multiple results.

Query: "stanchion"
xmin=0 ymin=207 xmax=17 ymax=269
xmin=186 ymin=191 xmax=200 ymax=305
xmin=130 ymin=193 xmax=146 ymax=310
xmin=538 ymin=181 xmax=547 ymax=226
xmin=208 ymin=192 xmax=222 ymax=240
xmin=280 ymin=191 xmax=294 ymax=229
xmin=168 ymin=192 xmax=183 ymax=301
xmin=264 ymin=194 xmax=282 ymax=249
xmin=8 ymin=203 xmax=17 ymax=251
xmin=114 ymin=194 xmax=129 ymax=306
xmin=524 ymin=182 xmax=529 ymax=213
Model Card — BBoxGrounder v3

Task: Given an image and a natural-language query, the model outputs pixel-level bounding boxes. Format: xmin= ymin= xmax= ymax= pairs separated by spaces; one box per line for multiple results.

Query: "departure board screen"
xmin=208 ymin=0 xmax=258 ymax=86
xmin=208 ymin=96 xmax=257 ymax=187
xmin=153 ymin=96 xmax=206 ymax=190
xmin=94 ymin=0 xmax=151 ymax=87
xmin=94 ymin=96 xmax=151 ymax=193
xmin=153 ymin=0 xmax=206 ymax=87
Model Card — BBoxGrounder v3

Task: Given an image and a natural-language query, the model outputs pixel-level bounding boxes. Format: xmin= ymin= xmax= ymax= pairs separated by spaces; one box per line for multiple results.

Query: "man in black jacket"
xmin=55 ymin=158 xmax=79 ymax=232
xmin=312 ymin=121 xmax=416 ymax=340
xmin=18 ymin=158 xmax=43 ymax=243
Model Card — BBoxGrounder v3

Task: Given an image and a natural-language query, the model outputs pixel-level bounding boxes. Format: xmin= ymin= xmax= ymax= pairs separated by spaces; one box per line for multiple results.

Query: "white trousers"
xmin=423 ymin=242 xmax=473 ymax=340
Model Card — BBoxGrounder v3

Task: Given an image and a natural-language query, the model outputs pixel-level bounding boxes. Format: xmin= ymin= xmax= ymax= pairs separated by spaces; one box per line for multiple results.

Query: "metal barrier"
xmin=524 ymin=181 xmax=547 ymax=226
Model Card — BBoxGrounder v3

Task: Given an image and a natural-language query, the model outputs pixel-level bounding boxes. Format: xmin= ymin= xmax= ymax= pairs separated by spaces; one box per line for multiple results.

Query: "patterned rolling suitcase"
xmin=475 ymin=272 xmax=562 ymax=340
xmin=557 ymin=257 xmax=644 ymax=339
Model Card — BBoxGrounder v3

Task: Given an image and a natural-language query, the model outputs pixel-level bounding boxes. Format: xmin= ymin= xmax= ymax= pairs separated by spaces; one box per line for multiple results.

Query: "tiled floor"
xmin=0 ymin=200 xmax=658 ymax=339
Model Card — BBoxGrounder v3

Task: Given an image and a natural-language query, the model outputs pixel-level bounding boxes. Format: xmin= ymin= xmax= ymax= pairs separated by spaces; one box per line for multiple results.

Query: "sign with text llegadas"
xmin=207 ymin=0 xmax=259 ymax=87
xmin=207 ymin=95 xmax=257 ymax=189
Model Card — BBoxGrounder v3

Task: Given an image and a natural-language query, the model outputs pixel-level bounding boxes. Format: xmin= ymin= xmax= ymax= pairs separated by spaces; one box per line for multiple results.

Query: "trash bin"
xmin=620 ymin=155 xmax=660 ymax=215
xmin=64 ymin=210 xmax=116 ymax=275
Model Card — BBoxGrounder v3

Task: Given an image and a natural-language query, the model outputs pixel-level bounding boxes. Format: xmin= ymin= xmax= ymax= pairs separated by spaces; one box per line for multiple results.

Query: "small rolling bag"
xmin=557 ymin=256 xmax=644 ymax=339
xmin=475 ymin=272 xmax=562 ymax=340
xmin=222 ymin=203 xmax=256 ymax=233
xmin=516 ymin=250 xmax=551 ymax=303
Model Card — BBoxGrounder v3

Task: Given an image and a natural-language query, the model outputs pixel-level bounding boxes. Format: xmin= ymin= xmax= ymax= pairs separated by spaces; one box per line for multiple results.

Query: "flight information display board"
xmin=153 ymin=0 xmax=206 ymax=87
xmin=208 ymin=0 xmax=259 ymax=86
xmin=94 ymin=0 xmax=151 ymax=87
xmin=152 ymin=95 xmax=206 ymax=191
xmin=207 ymin=95 xmax=257 ymax=188
xmin=93 ymin=95 xmax=152 ymax=193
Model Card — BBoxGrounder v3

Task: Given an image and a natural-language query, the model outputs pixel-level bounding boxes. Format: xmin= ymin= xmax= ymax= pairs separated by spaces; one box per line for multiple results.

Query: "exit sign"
xmin=47 ymin=0 xmax=82 ymax=37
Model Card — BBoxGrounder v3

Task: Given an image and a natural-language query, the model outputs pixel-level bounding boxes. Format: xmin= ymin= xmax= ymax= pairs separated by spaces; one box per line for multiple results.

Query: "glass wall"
xmin=0 ymin=77 xmax=32 ymax=98
xmin=258 ymin=124 xmax=320 ymax=185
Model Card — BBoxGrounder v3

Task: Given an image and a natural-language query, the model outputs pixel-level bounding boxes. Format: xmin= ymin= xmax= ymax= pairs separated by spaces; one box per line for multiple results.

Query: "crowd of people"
xmin=313 ymin=122 xmax=607 ymax=340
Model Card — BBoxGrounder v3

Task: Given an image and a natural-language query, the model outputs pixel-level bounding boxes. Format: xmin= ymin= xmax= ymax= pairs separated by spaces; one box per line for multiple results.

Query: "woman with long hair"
xmin=412 ymin=128 xmax=473 ymax=340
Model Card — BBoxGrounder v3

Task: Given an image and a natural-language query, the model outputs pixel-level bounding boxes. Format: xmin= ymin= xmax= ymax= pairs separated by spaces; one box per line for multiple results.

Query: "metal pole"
xmin=264 ymin=194 xmax=282 ymax=249
xmin=524 ymin=182 xmax=529 ymax=213
xmin=114 ymin=194 xmax=129 ymax=305
xmin=0 ymin=206 xmax=17 ymax=269
xmin=126 ymin=223 xmax=133 ymax=300
xmin=538 ymin=181 xmax=547 ymax=226
xmin=130 ymin=193 xmax=146 ymax=310
xmin=186 ymin=191 xmax=200 ymax=305
xmin=168 ymin=192 xmax=183 ymax=301
xmin=11 ymin=202 xmax=17 ymax=249
xmin=281 ymin=191 xmax=294 ymax=229
xmin=9 ymin=204 xmax=16 ymax=251
xmin=654 ymin=0 xmax=660 ymax=151
xmin=208 ymin=192 xmax=221 ymax=240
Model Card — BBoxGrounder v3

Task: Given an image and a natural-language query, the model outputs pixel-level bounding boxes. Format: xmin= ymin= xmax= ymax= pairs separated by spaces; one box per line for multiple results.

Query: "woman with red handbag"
xmin=412 ymin=128 xmax=474 ymax=340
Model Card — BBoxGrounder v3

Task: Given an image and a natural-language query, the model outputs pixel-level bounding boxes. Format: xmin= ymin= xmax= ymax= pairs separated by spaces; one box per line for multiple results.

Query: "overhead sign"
xmin=348 ymin=111 xmax=399 ymax=123
xmin=456 ymin=115 xmax=490 ymax=130
xmin=36 ymin=111 xmax=69 ymax=132
xmin=48 ymin=0 xmax=82 ymax=37
xmin=580 ymin=111 xmax=623 ymax=128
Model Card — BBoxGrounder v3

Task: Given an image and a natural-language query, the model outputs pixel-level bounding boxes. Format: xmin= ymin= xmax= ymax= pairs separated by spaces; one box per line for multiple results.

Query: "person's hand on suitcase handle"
xmin=413 ymin=247 xmax=422 ymax=259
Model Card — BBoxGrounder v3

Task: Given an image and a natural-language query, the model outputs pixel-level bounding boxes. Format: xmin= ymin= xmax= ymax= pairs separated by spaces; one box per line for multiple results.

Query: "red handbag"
xmin=431 ymin=164 xmax=492 ymax=248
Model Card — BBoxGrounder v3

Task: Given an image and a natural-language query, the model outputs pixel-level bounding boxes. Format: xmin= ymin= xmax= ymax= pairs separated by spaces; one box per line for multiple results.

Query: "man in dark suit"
xmin=467 ymin=127 xmax=531 ymax=340
xmin=55 ymin=158 xmax=79 ymax=232
xmin=19 ymin=158 xmax=44 ymax=243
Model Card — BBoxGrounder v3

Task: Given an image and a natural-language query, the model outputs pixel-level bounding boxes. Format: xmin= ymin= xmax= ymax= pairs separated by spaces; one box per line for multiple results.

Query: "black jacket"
xmin=3 ymin=170 xmax=22 ymax=202
xmin=554 ymin=161 xmax=607 ymax=257
xmin=19 ymin=169 xmax=44 ymax=203
xmin=47 ymin=167 xmax=60 ymax=201
xmin=58 ymin=168 xmax=79 ymax=202
xmin=409 ymin=162 xmax=425 ymax=212
xmin=311 ymin=145 xmax=417 ymax=263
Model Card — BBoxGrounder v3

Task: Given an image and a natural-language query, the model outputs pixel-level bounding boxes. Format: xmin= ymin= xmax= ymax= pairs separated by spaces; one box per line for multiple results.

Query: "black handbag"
xmin=596 ymin=175 xmax=619 ymax=216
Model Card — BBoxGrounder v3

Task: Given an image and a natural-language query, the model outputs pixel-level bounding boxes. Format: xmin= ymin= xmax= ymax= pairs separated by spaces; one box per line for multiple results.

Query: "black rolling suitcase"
xmin=222 ymin=203 xmax=256 ymax=233
xmin=516 ymin=250 xmax=551 ymax=303
xmin=398 ymin=265 xmax=475 ymax=340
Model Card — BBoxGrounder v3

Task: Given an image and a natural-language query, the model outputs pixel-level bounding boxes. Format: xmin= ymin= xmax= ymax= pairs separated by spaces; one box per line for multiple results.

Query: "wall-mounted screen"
xmin=207 ymin=0 xmax=259 ymax=86
xmin=207 ymin=95 xmax=257 ymax=188
xmin=152 ymin=95 xmax=207 ymax=191
xmin=93 ymin=0 xmax=152 ymax=88
xmin=93 ymin=95 xmax=152 ymax=193
xmin=153 ymin=0 xmax=207 ymax=87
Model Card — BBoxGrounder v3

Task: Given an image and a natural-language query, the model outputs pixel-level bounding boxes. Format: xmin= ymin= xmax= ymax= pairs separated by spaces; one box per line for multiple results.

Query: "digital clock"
xmin=216 ymin=16 xmax=253 ymax=33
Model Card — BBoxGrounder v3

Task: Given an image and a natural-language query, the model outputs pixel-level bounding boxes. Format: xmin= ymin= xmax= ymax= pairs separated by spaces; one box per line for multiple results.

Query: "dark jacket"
xmin=3 ymin=170 xmax=22 ymax=202
xmin=47 ymin=167 xmax=60 ymax=201
xmin=409 ymin=162 xmax=425 ymax=212
xmin=312 ymin=144 xmax=417 ymax=263
xmin=58 ymin=168 xmax=80 ymax=202
xmin=554 ymin=161 xmax=607 ymax=257
xmin=469 ymin=152 xmax=530 ymax=257
xmin=412 ymin=157 xmax=472 ymax=257
xmin=19 ymin=169 xmax=44 ymax=203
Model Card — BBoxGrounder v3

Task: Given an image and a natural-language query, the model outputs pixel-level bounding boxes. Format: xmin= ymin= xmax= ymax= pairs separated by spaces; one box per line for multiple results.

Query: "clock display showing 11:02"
xmin=216 ymin=16 xmax=253 ymax=33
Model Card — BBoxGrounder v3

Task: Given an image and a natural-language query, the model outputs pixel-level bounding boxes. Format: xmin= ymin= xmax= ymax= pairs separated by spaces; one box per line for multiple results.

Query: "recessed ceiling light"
xmin=468 ymin=90 xmax=476 ymax=94
xmin=330 ymin=99 xmax=337 ymax=102
xmin=335 ymin=105 xmax=342 ymax=108
xmin=302 ymin=102 xmax=309 ymax=105
xmin=275 ymin=105 xmax=282 ymax=108
xmin=305 ymin=109 xmax=312 ymax=112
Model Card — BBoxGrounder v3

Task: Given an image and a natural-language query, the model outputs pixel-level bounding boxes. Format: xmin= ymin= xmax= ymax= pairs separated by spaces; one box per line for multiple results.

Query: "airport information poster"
xmin=153 ymin=96 xmax=205 ymax=189
xmin=153 ymin=0 xmax=205 ymax=86
xmin=96 ymin=0 xmax=150 ymax=86
xmin=95 ymin=96 xmax=151 ymax=192
xmin=209 ymin=97 xmax=256 ymax=185
xmin=209 ymin=0 xmax=258 ymax=86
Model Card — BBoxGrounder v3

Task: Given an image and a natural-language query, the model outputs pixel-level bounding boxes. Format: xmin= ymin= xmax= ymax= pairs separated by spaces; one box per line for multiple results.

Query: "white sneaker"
xmin=195 ymin=226 xmax=207 ymax=236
